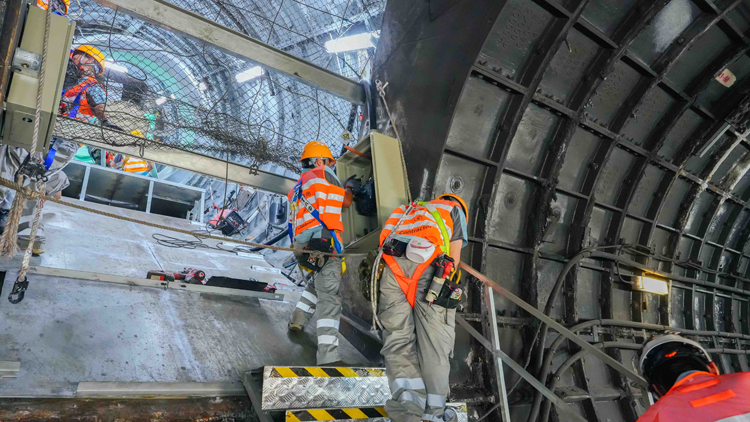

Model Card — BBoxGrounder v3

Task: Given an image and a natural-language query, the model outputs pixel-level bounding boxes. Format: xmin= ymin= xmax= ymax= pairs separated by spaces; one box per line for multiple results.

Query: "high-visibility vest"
xmin=122 ymin=157 xmax=150 ymax=174
xmin=60 ymin=77 xmax=103 ymax=120
xmin=637 ymin=371 xmax=750 ymax=422
xmin=380 ymin=200 xmax=457 ymax=307
xmin=287 ymin=167 xmax=345 ymax=240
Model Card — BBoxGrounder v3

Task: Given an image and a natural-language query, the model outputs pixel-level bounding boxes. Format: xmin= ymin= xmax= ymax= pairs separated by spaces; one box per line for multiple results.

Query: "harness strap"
xmin=66 ymin=80 xmax=97 ymax=119
xmin=419 ymin=201 xmax=451 ymax=255
xmin=288 ymin=180 xmax=343 ymax=253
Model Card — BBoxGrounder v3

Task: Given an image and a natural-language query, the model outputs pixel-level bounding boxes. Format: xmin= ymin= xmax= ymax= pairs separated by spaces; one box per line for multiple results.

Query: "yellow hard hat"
xmin=437 ymin=193 xmax=468 ymax=217
xmin=131 ymin=130 xmax=144 ymax=137
xmin=300 ymin=141 xmax=335 ymax=163
xmin=73 ymin=45 xmax=106 ymax=75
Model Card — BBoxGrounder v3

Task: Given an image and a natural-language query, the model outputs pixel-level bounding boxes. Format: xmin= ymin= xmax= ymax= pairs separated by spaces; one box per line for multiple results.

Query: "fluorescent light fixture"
xmin=235 ymin=66 xmax=263 ymax=83
xmin=198 ymin=82 xmax=207 ymax=91
xmin=698 ymin=122 xmax=730 ymax=158
xmin=155 ymin=96 xmax=167 ymax=105
xmin=106 ymin=60 xmax=128 ymax=73
xmin=635 ymin=275 xmax=669 ymax=295
xmin=325 ymin=32 xmax=375 ymax=53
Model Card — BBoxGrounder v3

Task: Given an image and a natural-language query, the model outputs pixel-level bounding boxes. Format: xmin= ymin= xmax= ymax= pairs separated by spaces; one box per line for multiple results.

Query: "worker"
xmin=287 ymin=141 xmax=356 ymax=366
xmin=636 ymin=333 xmax=750 ymax=421
xmin=377 ymin=194 xmax=468 ymax=422
xmin=36 ymin=0 xmax=69 ymax=15
xmin=60 ymin=45 xmax=119 ymax=128
xmin=108 ymin=131 xmax=155 ymax=176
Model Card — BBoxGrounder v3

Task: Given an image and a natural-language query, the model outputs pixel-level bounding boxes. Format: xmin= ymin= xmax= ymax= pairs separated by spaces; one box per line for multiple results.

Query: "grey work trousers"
xmin=378 ymin=256 xmax=456 ymax=422
xmin=0 ymin=141 xmax=76 ymax=241
xmin=289 ymin=239 xmax=343 ymax=365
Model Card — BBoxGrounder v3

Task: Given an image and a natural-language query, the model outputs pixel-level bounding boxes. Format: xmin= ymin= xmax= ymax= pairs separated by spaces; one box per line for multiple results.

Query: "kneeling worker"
xmin=287 ymin=141 xmax=356 ymax=366
xmin=377 ymin=194 xmax=468 ymax=422
xmin=637 ymin=333 xmax=750 ymax=421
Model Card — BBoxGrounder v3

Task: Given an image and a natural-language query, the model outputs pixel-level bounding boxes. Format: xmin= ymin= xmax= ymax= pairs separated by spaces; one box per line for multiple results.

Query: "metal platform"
xmin=0 ymin=199 xmax=368 ymax=397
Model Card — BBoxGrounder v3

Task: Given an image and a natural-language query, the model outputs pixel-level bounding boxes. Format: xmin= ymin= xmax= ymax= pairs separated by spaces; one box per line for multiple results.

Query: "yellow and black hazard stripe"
xmin=270 ymin=366 xmax=386 ymax=378
xmin=286 ymin=407 xmax=388 ymax=422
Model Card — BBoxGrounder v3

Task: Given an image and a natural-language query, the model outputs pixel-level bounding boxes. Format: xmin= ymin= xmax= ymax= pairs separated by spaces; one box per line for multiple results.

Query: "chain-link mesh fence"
xmin=53 ymin=0 xmax=385 ymax=173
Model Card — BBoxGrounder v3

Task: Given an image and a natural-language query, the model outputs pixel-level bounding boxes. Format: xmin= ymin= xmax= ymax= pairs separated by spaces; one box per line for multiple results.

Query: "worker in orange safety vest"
xmin=287 ymin=141 xmax=356 ymax=366
xmin=376 ymin=194 xmax=469 ymax=422
xmin=37 ymin=0 xmax=69 ymax=15
xmin=637 ymin=333 xmax=750 ymax=421
xmin=59 ymin=45 xmax=120 ymax=129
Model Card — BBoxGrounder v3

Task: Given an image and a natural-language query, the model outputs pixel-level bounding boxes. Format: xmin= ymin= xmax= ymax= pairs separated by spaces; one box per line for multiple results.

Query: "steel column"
xmin=92 ymin=0 xmax=365 ymax=105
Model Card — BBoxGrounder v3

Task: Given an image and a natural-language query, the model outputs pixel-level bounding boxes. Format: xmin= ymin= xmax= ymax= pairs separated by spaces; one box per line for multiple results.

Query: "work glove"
xmin=344 ymin=175 xmax=362 ymax=194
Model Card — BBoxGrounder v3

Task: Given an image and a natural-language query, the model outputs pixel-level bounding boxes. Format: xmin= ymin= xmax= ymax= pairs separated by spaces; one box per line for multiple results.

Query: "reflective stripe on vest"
xmin=636 ymin=372 xmax=750 ymax=422
xmin=61 ymin=78 xmax=101 ymax=119
xmin=287 ymin=167 xmax=345 ymax=239
xmin=379 ymin=200 xmax=457 ymax=307
xmin=122 ymin=158 xmax=150 ymax=173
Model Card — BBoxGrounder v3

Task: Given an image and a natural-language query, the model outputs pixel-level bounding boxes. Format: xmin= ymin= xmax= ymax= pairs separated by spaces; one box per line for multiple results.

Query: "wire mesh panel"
xmin=53 ymin=0 xmax=385 ymax=173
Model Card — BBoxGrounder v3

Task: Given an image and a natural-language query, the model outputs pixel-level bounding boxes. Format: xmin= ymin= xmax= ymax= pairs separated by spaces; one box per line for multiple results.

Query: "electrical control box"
xmin=2 ymin=5 xmax=76 ymax=153
xmin=337 ymin=132 xmax=410 ymax=252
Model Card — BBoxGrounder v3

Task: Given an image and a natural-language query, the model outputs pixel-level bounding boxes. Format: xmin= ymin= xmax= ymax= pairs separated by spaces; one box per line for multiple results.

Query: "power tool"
xmin=425 ymin=255 xmax=454 ymax=304
xmin=147 ymin=268 xmax=206 ymax=284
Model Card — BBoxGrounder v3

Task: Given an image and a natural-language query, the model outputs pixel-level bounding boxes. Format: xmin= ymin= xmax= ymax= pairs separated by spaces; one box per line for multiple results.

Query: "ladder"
xmin=243 ymin=366 xmax=468 ymax=422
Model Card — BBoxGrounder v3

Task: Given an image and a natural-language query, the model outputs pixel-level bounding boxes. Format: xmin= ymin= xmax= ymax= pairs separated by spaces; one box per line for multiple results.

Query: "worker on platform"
xmin=106 ymin=131 xmax=155 ymax=176
xmin=287 ymin=141 xmax=356 ymax=366
xmin=36 ymin=0 xmax=69 ymax=15
xmin=636 ymin=333 xmax=750 ymax=421
xmin=60 ymin=45 xmax=119 ymax=127
xmin=377 ymin=194 xmax=468 ymax=422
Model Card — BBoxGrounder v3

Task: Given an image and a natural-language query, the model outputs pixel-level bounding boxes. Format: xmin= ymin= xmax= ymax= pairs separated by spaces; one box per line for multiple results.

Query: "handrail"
xmin=458 ymin=262 xmax=648 ymax=387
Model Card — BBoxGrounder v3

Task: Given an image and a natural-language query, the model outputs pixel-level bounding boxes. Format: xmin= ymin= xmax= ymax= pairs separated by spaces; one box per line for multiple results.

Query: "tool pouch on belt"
xmin=299 ymin=238 xmax=333 ymax=273
xmin=430 ymin=271 xmax=463 ymax=309
xmin=360 ymin=250 xmax=385 ymax=302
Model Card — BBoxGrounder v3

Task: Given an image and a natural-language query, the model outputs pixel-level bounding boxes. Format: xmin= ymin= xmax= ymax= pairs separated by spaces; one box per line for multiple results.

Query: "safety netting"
xmin=53 ymin=0 xmax=385 ymax=173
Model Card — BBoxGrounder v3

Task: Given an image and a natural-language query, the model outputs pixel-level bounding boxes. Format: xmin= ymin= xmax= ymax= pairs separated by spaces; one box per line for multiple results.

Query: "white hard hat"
xmin=639 ymin=334 xmax=712 ymax=376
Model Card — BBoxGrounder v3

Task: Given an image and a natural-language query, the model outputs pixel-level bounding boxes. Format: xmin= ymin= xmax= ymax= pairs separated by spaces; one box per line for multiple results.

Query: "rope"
xmin=0 ymin=177 xmax=365 ymax=258
xmin=375 ymin=79 xmax=411 ymax=202
xmin=1 ymin=5 xmax=53 ymax=258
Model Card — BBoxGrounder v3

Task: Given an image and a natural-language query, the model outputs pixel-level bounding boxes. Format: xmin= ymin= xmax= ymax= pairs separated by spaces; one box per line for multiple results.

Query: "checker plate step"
xmin=285 ymin=403 xmax=468 ymax=422
xmin=262 ymin=366 xmax=389 ymax=410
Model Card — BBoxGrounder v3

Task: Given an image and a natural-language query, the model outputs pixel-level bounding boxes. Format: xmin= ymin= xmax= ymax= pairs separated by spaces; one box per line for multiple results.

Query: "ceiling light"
xmin=155 ymin=96 xmax=167 ymax=105
xmin=106 ymin=60 xmax=128 ymax=73
xmin=198 ymin=82 xmax=207 ymax=91
xmin=697 ymin=122 xmax=731 ymax=158
xmin=235 ymin=66 xmax=263 ymax=83
xmin=635 ymin=275 xmax=669 ymax=295
xmin=325 ymin=33 xmax=375 ymax=53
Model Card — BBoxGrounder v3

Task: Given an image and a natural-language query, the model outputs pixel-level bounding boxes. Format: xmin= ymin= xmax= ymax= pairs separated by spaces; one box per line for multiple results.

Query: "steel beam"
xmin=92 ymin=0 xmax=365 ymax=105
xmin=455 ymin=316 xmax=587 ymax=422
xmin=459 ymin=262 xmax=649 ymax=388
xmin=76 ymin=382 xmax=246 ymax=397
xmin=55 ymin=117 xmax=296 ymax=195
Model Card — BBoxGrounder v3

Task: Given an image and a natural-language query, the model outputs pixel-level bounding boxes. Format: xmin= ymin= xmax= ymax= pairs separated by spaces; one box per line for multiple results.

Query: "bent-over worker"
xmin=287 ymin=141 xmax=355 ymax=366
xmin=636 ymin=333 xmax=750 ymax=421
xmin=377 ymin=194 xmax=469 ymax=422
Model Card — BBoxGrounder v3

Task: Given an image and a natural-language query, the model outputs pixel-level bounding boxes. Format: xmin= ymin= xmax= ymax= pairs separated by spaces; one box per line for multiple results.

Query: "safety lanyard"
xmin=66 ymin=81 xmax=95 ymax=119
xmin=288 ymin=180 xmax=343 ymax=253
xmin=419 ymin=201 xmax=450 ymax=255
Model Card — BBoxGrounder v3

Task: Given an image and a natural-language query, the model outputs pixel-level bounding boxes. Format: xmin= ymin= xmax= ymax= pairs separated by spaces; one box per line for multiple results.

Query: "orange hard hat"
xmin=438 ymin=193 xmax=468 ymax=217
xmin=72 ymin=45 xmax=106 ymax=75
xmin=300 ymin=141 xmax=335 ymax=163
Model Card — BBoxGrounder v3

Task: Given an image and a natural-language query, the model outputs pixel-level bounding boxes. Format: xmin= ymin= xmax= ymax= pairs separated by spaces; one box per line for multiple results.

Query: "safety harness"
xmin=287 ymin=178 xmax=344 ymax=254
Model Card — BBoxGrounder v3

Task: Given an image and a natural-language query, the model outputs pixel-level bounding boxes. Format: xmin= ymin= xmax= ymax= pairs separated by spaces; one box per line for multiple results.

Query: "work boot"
xmin=288 ymin=322 xmax=303 ymax=332
xmin=319 ymin=360 xmax=369 ymax=367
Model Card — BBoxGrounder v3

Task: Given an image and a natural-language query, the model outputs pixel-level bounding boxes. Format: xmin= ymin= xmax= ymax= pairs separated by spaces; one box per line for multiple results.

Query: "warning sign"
xmin=716 ymin=69 xmax=736 ymax=87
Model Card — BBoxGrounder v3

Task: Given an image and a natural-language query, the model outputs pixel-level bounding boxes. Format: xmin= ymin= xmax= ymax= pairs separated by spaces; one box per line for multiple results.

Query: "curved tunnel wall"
xmin=372 ymin=0 xmax=750 ymax=420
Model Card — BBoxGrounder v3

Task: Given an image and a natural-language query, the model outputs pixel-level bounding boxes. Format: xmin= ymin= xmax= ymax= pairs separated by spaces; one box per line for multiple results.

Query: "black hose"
xmin=249 ymin=227 xmax=290 ymax=252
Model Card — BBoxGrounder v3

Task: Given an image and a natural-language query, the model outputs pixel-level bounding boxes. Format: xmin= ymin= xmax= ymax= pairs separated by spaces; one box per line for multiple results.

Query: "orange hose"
xmin=344 ymin=145 xmax=368 ymax=158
